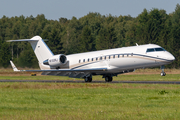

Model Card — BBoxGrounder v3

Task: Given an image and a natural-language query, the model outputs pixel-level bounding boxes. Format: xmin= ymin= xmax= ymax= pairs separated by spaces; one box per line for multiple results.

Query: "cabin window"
xmin=92 ymin=58 xmax=94 ymax=61
xmin=109 ymin=56 xmax=111 ymax=59
xmin=127 ymin=54 xmax=129 ymax=57
xmin=83 ymin=59 xmax=85 ymax=62
xmin=146 ymin=48 xmax=155 ymax=52
xmin=104 ymin=56 xmax=106 ymax=60
xmin=118 ymin=55 xmax=120 ymax=58
xmin=88 ymin=58 xmax=90 ymax=62
xmin=122 ymin=54 xmax=124 ymax=57
xmin=100 ymin=57 xmax=102 ymax=60
xmin=79 ymin=59 xmax=81 ymax=63
xmin=96 ymin=57 xmax=98 ymax=61
xmin=113 ymin=55 xmax=115 ymax=58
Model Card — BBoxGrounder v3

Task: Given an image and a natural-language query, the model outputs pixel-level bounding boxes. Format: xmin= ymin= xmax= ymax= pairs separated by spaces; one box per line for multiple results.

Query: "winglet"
xmin=10 ymin=61 xmax=20 ymax=71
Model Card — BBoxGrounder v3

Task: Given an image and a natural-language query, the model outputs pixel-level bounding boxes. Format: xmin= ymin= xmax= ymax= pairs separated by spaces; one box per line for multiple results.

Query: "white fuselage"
xmin=40 ymin=44 xmax=175 ymax=75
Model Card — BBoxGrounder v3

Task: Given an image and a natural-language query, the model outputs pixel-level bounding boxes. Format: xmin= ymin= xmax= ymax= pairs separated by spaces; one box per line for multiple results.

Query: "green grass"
xmin=1 ymin=68 xmax=180 ymax=81
xmin=0 ymin=69 xmax=180 ymax=119
xmin=1 ymin=74 xmax=180 ymax=81
xmin=96 ymin=74 xmax=180 ymax=81
xmin=0 ymin=83 xmax=180 ymax=120
xmin=0 ymin=75 xmax=81 ymax=80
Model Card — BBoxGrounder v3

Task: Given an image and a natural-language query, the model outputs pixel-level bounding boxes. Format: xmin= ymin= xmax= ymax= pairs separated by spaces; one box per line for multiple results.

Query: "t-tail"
xmin=7 ymin=36 xmax=54 ymax=69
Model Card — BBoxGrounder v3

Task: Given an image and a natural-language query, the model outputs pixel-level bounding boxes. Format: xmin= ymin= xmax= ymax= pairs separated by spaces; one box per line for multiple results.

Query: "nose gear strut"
xmin=160 ymin=65 xmax=166 ymax=76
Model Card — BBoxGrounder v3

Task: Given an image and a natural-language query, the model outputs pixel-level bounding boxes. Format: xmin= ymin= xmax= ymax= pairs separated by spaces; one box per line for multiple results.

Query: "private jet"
xmin=8 ymin=36 xmax=175 ymax=82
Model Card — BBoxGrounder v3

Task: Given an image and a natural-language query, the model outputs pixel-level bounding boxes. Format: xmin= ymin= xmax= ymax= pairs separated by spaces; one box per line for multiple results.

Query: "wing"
xmin=10 ymin=61 xmax=107 ymax=78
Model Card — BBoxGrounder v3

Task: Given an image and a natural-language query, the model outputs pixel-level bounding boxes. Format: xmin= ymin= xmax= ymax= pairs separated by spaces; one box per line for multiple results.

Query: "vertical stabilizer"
xmin=7 ymin=36 xmax=54 ymax=64
xmin=29 ymin=36 xmax=54 ymax=63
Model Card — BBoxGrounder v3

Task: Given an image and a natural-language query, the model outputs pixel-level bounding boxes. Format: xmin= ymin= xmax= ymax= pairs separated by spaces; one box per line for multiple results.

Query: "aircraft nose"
xmin=168 ymin=54 xmax=175 ymax=61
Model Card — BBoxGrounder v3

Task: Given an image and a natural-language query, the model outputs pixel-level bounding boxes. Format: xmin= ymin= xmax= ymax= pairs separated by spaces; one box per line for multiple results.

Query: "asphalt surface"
xmin=0 ymin=80 xmax=180 ymax=84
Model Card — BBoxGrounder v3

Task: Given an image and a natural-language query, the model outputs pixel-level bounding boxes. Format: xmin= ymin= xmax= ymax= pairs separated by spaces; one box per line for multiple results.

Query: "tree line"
xmin=0 ymin=4 xmax=180 ymax=68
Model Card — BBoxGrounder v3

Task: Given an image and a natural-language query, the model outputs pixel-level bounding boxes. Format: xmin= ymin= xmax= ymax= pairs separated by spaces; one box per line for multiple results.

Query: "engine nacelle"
xmin=43 ymin=54 xmax=67 ymax=67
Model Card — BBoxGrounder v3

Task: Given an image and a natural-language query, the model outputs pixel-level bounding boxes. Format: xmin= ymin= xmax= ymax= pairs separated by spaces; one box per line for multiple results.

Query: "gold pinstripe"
xmin=69 ymin=54 xmax=170 ymax=69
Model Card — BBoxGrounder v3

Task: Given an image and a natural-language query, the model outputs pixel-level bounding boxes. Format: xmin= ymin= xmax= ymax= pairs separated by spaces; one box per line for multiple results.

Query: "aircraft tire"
xmin=109 ymin=77 xmax=112 ymax=82
xmin=161 ymin=72 xmax=166 ymax=76
xmin=89 ymin=77 xmax=92 ymax=82
xmin=105 ymin=76 xmax=112 ymax=82
xmin=84 ymin=77 xmax=92 ymax=82
xmin=85 ymin=77 xmax=89 ymax=82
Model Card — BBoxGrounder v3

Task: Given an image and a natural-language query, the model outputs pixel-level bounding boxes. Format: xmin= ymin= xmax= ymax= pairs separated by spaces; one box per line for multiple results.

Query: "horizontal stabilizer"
xmin=7 ymin=39 xmax=39 ymax=42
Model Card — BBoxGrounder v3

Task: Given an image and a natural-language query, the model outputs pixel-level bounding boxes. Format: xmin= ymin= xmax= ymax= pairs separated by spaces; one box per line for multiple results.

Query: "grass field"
xmin=2 ymin=74 xmax=180 ymax=81
xmin=1 ymin=68 xmax=180 ymax=81
xmin=0 ymin=68 xmax=180 ymax=119
xmin=1 ymin=70 xmax=180 ymax=81
xmin=0 ymin=83 xmax=180 ymax=120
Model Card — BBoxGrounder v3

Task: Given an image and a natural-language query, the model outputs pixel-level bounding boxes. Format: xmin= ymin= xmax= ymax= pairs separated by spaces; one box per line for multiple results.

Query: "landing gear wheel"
xmin=85 ymin=77 xmax=89 ymax=82
xmin=160 ymin=65 xmax=166 ymax=76
xmin=105 ymin=76 xmax=113 ymax=82
xmin=84 ymin=77 xmax=92 ymax=82
xmin=161 ymin=72 xmax=166 ymax=76
xmin=89 ymin=77 xmax=92 ymax=82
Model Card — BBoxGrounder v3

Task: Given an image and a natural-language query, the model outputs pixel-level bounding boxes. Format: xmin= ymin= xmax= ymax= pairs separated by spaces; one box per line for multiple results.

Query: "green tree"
xmin=96 ymin=27 xmax=109 ymax=50
xmin=78 ymin=26 xmax=94 ymax=52
xmin=0 ymin=41 xmax=11 ymax=68
xmin=171 ymin=4 xmax=180 ymax=67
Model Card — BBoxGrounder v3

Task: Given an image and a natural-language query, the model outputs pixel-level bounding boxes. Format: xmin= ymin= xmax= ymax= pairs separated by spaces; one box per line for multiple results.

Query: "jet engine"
xmin=43 ymin=54 xmax=67 ymax=67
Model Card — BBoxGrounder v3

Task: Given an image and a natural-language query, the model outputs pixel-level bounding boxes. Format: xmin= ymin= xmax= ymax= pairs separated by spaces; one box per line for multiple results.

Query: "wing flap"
xmin=23 ymin=68 xmax=107 ymax=72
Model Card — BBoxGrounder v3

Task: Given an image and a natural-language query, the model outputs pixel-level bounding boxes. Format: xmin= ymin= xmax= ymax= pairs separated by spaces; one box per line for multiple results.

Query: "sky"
xmin=0 ymin=0 xmax=180 ymax=20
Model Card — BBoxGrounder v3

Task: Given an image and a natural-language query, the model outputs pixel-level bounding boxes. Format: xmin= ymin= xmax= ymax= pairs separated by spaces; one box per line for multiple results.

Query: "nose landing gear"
xmin=160 ymin=65 xmax=166 ymax=76
xmin=161 ymin=72 xmax=166 ymax=76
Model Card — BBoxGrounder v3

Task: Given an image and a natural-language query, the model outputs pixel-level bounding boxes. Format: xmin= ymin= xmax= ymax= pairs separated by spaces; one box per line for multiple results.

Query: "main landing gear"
xmin=103 ymin=74 xmax=113 ymax=82
xmin=160 ymin=65 xmax=166 ymax=76
xmin=105 ymin=76 xmax=113 ymax=82
xmin=84 ymin=76 xmax=92 ymax=82
xmin=84 ymin=75 xmax=113 ymax=82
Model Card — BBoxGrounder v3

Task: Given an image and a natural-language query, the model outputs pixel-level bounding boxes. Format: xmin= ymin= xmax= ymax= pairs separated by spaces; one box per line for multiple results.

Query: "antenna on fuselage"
xmin=136 ymin=43 xmax=138 ymax=46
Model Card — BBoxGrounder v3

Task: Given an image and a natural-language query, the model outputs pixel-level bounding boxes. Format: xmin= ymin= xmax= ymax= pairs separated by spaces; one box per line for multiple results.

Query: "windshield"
xmin=146 ymin=47 xmax=166 ymax=53
xmin=155 ymin=48 xmax=166 ymax=51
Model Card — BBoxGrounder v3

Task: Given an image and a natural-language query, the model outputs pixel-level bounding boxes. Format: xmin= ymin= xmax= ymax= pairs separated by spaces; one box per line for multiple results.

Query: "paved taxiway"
xmin=0 ymin=80 xmax=180 ymax=84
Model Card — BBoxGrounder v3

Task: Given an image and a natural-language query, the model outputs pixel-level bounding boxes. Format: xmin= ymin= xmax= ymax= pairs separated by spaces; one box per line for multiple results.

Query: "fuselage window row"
xmin=79 ymin=53 xmax=133 ymax=63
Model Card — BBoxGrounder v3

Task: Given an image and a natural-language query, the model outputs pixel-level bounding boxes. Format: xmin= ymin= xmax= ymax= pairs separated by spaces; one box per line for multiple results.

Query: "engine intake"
xmin=43 ymin=54 xmax=67 ymax=67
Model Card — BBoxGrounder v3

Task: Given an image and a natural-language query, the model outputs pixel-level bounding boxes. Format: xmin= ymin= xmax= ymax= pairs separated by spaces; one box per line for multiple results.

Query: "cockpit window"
xmin=146 ymin=48 xmax=155 ymax=52
xmin=155 ymin=48 xmax=166 ymax=51
xmin=147 ymin=47 xmax=166 ymax=53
